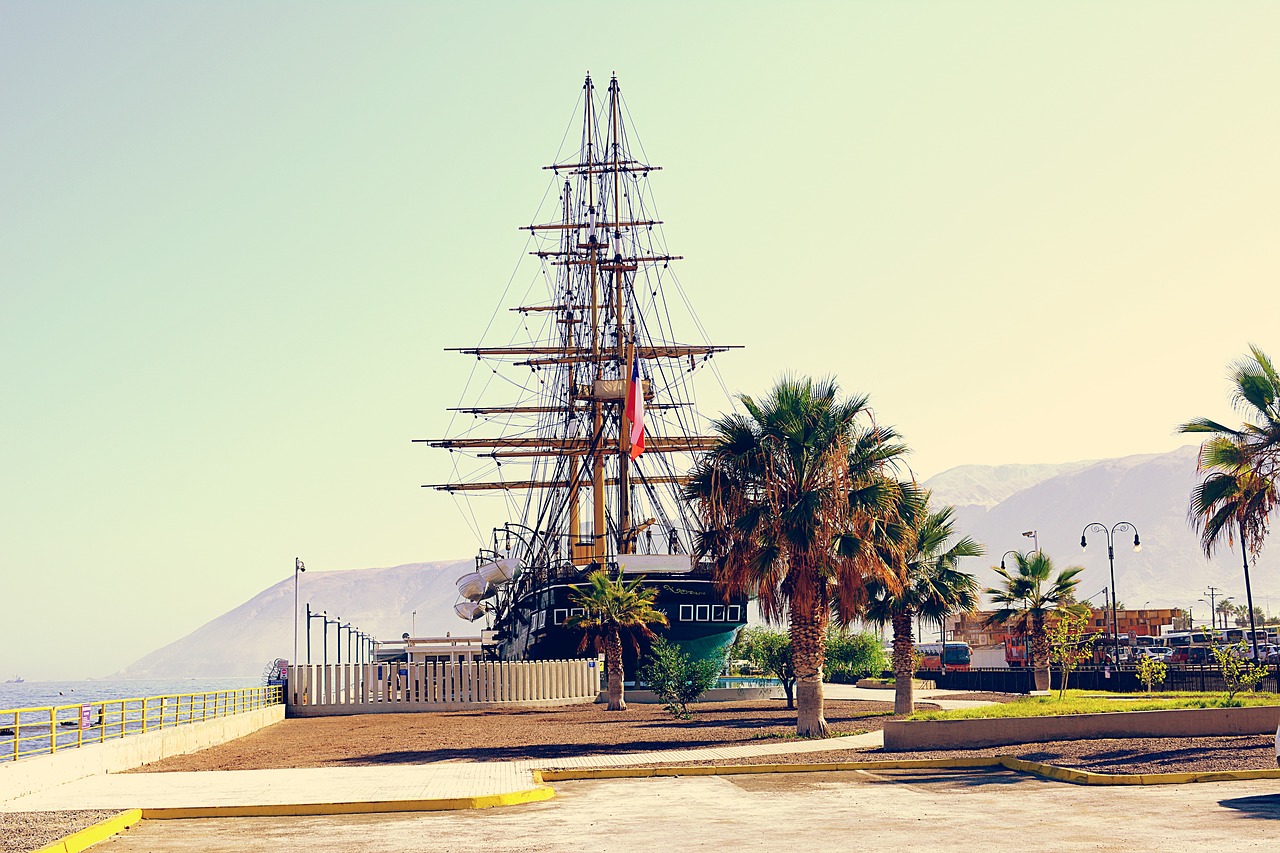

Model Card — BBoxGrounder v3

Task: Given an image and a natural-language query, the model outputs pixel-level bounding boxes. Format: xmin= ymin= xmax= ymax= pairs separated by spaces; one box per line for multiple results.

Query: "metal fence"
xmin=0 ymin=686 xmax=283 ymax=764
xmin=926 ymin=666 xmax=1280 ymax=694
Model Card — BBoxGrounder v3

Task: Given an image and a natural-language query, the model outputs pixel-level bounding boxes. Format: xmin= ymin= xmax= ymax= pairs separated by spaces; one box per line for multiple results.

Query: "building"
xmin=947 ymin=607 xmax=1184 ymax=646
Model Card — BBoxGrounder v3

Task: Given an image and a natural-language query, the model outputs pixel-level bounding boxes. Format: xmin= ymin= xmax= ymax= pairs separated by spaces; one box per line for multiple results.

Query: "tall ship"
xmin=420 ymin=73 xmax=746 ymax=671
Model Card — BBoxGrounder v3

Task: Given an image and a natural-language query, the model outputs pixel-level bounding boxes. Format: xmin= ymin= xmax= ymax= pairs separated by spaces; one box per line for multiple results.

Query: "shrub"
xmin=1135 ymin=655 xmax=1167 ymax=693
xmin=638 ymin=638 xmax=721 ymax=719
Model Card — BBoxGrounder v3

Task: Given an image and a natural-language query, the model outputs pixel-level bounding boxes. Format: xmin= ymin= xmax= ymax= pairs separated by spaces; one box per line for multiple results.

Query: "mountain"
xmin=118 ymin=445 xmax=1280 ymax=677
xmin=925 ymin=445 xmax=1280 ymax=620
xmin=111 ymin=559 xmax=475 ymax=679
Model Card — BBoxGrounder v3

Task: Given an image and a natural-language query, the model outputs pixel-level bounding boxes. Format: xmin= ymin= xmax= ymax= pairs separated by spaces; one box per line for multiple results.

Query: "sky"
xmin=3 ymin=1 xmax=1280 ymax=678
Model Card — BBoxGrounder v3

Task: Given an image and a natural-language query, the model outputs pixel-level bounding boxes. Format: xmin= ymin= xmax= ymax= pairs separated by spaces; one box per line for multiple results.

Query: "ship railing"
xmin=0 ymin=686 xmax=283 ymax=764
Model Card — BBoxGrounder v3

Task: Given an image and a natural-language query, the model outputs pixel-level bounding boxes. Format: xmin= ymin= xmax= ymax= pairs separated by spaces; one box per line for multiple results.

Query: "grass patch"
xmin=907 ymin=689 xmax=1280 ymax=721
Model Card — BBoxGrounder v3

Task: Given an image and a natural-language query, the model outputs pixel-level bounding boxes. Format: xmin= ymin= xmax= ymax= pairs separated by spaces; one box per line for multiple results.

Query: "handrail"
xmin=0 ymin=685 xmax=283 ymax=763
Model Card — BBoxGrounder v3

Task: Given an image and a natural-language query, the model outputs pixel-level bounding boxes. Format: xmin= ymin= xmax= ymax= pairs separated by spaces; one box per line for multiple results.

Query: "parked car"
xmin=1136 ymin=646 xmax=1173 ymax=662
xmin=1170 ymin=646 xmax=1213 ymax=665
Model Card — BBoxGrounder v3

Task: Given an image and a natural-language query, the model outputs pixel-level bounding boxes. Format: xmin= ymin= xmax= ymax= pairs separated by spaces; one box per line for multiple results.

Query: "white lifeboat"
xmin=478 ymin=556 xmax=520 ymax=585
xmin=456 ymin=571 xmax=490 ymax=601
xmin=454 ymin=601 xmax=486 ymax=622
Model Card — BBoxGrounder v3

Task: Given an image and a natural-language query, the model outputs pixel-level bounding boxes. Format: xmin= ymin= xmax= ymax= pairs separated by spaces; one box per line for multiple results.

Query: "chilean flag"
xmin=624 ymin=345 xmax=645 ymax=460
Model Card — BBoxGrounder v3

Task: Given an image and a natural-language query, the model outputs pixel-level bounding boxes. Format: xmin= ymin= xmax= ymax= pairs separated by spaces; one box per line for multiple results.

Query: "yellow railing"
xmin=0 ymin=685 xmax=283 ymax=763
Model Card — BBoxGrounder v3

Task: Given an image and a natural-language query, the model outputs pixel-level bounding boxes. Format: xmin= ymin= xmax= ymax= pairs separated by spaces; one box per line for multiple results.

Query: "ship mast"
xmin=421 ymin=72 xmax=740 ymax=571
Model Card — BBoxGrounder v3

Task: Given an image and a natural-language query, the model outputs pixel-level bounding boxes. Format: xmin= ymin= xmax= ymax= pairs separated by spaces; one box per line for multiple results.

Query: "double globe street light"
xmin=1081 ymin=521 xmax=1141 ymax=668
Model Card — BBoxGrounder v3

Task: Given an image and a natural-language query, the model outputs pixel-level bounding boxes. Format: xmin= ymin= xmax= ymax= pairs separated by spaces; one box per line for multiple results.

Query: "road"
xmin=100 ymin=768 xmax=1280 ymax=852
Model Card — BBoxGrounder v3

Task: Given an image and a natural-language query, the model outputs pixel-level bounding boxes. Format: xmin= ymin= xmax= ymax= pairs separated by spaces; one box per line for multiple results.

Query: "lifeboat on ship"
xmin=454 ymin=601 xmax=486 ymax=622
xmin=478 ymin=556 xmax=519 ymax=585
xmin=456 ymin=571 xmax=490 ymax=601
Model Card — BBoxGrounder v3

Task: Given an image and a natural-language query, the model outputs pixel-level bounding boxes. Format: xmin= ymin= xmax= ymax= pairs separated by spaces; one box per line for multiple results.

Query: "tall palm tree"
xmin=1179 ymin=344 xmax=1280 ymax=479
xmin=566 ymin=570 xmax=668 ymax=711
xmin=984 ymin=551 xmax=1083 ymax=692
xmin=864 ymin=497 xmax=983 ymax=715
xmin=686 ymin=375 xmax=906 ymax=736
xmin=1179 ymin=345 xmax=1280 ymax=660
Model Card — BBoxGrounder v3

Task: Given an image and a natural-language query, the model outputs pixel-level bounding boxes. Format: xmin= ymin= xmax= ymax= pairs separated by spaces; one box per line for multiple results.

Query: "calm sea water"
xmin=0 ymin=676 xmax=264 ymax=712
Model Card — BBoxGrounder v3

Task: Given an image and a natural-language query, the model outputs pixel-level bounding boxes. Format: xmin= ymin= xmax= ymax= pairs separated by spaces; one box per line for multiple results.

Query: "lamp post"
xmin=293 ymin=558 xmax=305 ymax=668
xmin=412 ymin=610 xmax=417 ymax=638
xmin=1022 ymin=530 xmax=1039 ymax=553
xmin=1082 ymin=521 xmax=1141 ymax=669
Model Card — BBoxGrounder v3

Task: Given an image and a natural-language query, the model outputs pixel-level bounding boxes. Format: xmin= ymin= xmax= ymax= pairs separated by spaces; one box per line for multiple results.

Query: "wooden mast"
xmin=611 ymin=74 xmax=632 ymax=556
xmin=587 ymin=74 xmax=607 ymax=564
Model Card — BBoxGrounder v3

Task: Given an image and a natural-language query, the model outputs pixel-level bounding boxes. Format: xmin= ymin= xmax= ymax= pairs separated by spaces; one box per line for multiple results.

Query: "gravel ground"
xmin=131 ymin=699 xmax=927 ymax=772
xmin=0 ymin=809 xmax=124 ymax=853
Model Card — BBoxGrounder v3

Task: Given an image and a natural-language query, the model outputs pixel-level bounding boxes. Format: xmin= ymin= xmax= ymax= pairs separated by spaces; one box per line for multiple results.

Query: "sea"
xmin=0 ymin=676 xmax=265 ymax=712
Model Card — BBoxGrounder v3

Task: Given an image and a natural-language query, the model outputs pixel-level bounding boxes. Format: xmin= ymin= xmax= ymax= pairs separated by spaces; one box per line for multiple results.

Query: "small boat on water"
xmin=4 ymin=676 xmax=23 ymax=684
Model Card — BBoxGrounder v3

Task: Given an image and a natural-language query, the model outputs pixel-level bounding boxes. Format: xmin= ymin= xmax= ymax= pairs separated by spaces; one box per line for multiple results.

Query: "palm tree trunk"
xmin=1241 ymin=520 xmax=1261 ymax=662
xmin=789 ymin=597 xmax=829 ymax=737
xmin=605 ymin=627 xmax=626 ymax=711
xmin=891 ymin=610 xmax=915 ymax=715
xmin=1031 ymin=614 xmax=1050 ymax=692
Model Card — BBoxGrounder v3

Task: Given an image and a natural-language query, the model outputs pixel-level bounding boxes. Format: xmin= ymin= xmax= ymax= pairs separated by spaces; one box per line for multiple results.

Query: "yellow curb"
xmin=538 ymin=757 xmax=1005 ymax=781
xmin=141 ymin=784 xmax=556 ymax=819
xmin=33 ymin=809 xmax=143 ymax=853
xmin=999 ymin=757 xmax=1280 ymax=786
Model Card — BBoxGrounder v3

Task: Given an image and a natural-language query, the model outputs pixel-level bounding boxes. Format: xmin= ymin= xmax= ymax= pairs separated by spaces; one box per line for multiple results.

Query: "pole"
xmin=306 ymin=603 xmax=312 ymax=666
xmin=323 ymin=614 xmax=329 ymax=669
xmin=1107 ymin=539 xmax=1120 ymax=668
xmin=293 ymin=558 xmax=305 ymax=668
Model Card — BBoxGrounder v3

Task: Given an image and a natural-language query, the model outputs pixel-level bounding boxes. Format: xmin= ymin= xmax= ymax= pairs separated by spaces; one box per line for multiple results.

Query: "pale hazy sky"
xmin=4 ymin=2 xmax=1279 ymax=678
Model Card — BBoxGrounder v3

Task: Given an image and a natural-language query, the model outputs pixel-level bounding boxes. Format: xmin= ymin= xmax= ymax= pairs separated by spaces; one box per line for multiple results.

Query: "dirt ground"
xmin=132 ymin=700 xmax=919 ymax=772
xmin=0 ymin=809 xmax=122 ymax=853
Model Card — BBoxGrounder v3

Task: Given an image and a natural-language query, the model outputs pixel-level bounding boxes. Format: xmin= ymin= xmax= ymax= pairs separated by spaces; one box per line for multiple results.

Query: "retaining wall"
xmin=0 ymin=704 xmax=283 ymax=803
xmin=883 ymin=704 xmax=1280 ymax=751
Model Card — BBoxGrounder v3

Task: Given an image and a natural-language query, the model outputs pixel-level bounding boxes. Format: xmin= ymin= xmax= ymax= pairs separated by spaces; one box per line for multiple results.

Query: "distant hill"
xmin=924 ymin=445 xmax=1280 ymax=618
xmin=117 ymin=445 xmax=1280 ymax=677
xmin=111 ymin=559 xmax=474 ymax=678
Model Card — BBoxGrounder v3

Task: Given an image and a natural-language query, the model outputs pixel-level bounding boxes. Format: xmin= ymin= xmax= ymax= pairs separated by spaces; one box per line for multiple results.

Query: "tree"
xmin=1180 ymin=345 xmax=1280 ymax=661
xmin=1046 ymin=609 xmax=1098 ymax=699
xmin=732 ymin=627 xmax=797 ymax=709
xmin=638 ymin=637 xmax=720 ymax=719
xmin=1203 ymin=627 xmax=1269 ymax=700
xmin=687 ymin=376 xmax=907 ymax=736
xmin=825 ymin=628 xmax=890 ymax=683
xmin=1217 ymin=598 xmax=1239 ymax=629
xmin=984 ymin=551 xmax=1084 ymax=692
xmin=1135 ymin=655 xmax=1167 ymax=693
xmin=566 ymin=570 xmax=669 ymax=711
xmin=864 ymin=497 xmax=983 ymax=714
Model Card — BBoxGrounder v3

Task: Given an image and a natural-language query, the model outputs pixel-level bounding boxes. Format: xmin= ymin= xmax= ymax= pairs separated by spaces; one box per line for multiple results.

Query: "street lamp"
xmin=294 ymin=558 xmax=305 ymax=668
xmin=1082 ymin=521 xmax=1141 ymax=668
xmin=412 ymin=610 xmax=417 ymax=638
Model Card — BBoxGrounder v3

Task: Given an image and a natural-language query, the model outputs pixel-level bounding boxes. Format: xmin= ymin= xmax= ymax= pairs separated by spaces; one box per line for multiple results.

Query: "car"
xmin=1170 ymin=646 xmax=1213 ymax=665
xmin=1137 ymin=646 xmax=1173 ymax=662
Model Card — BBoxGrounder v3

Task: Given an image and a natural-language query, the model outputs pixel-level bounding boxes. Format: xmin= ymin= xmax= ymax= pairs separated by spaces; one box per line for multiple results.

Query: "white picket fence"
xmin=286 ymin=659 xmax=602 ymax=714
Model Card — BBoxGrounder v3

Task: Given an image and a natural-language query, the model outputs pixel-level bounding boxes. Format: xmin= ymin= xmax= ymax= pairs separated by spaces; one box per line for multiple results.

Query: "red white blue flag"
xmin=624 ymin=344 xmax=645 ymax=460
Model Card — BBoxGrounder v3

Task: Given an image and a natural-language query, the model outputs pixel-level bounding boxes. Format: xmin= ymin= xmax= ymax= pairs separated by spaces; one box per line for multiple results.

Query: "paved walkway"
xmin=0 ymin=686 xmax=987 ymax=813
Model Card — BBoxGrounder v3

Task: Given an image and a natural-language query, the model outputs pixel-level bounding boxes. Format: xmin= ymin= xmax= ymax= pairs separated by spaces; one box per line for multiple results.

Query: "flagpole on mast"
xmin=619 ymin=334 xmax=635 ymax=555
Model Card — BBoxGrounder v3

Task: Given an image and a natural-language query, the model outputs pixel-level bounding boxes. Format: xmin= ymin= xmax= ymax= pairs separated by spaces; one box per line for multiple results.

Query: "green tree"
xmin=687 ymin=376 xmax=908 ymax=736
xmin=984 ymin=551 xmax=1084 ymax=692
xmin=1046 ymin=609 xmax=1098 ymax=699
xmin=638 ymin=637 xmax=721 ymax=719
xmin=566 ymin=571 xmax=669 ymax=711
xmin=864 ymin=498 xmax=983 ymax=714
xmin=731 ymin=627 xmax=797 ymax=709
xmin=1135 ymin=654 xmax=1167 ymax=693
xmin=1180 ymin=345 xmax=1280 ymax=660
xmin=1203 ymin=627 xmax=1269 ymax=700
xmin=825 ymin=629 xmax=890 ymax=683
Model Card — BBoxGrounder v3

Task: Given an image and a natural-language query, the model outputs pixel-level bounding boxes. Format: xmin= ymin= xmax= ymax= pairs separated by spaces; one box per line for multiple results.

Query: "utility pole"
xmin=1204 ymin=587 xmax=1221 ymax=630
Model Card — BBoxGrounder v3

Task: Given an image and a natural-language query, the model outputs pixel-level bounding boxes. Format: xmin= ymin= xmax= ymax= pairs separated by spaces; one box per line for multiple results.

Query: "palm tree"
xmin=864 ymin=496 xmax=983 ymax=714
xmin=1179 ymin=344 xmax=1280 ymax=480
xmin=686 ymin=375 xmax=906 ymax=736
xmin=566 ymin=570 xmax=668 ymax=711
xmin=1179 ymin=345 xmax=1280 ymax=660
xmin=984 ymin=551 xmax=1083 ymax=692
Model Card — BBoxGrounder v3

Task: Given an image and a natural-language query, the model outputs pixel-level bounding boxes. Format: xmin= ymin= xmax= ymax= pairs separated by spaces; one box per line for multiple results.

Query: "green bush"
xmin=638 ymin=637 xmax=721 ymax=719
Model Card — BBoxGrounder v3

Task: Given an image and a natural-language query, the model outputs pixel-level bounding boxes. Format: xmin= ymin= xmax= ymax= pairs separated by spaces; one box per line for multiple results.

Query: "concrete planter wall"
xmin=883 ymin=704 xmax=1280 ymax=751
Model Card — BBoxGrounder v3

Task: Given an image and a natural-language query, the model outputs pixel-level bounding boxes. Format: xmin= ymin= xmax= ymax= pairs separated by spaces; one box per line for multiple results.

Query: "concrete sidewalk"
xmin=0 ymin=686 xmax=975 ymax=814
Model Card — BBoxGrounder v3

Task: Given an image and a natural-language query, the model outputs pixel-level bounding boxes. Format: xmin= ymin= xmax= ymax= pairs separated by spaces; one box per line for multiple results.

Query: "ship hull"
xmin=490 ymin=573 xmax=746 ymax=676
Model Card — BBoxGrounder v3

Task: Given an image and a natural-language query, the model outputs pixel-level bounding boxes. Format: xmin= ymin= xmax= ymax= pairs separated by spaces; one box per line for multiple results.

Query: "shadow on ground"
xmin=1219 ymin=794 xmax=1280 ymax=820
